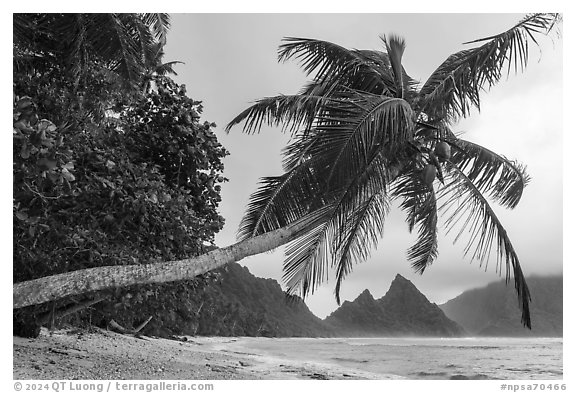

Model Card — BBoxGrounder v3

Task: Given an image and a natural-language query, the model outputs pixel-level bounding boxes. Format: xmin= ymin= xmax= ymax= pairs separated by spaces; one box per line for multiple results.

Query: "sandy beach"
xmin=13 ymin=328 xmax=401 ymax=380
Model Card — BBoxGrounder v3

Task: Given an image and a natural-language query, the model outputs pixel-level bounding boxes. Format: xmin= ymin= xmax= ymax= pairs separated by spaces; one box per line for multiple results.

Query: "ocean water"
xmin=229 ymin=337 xmax=563 ymax=380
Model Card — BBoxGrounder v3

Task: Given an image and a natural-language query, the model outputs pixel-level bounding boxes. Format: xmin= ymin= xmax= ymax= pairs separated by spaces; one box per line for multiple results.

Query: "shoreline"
xmin=13 ymin=328 xmax=403 ymax=380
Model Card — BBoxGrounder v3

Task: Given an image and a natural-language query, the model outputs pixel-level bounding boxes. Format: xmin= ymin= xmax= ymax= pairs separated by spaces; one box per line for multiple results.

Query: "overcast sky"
xmin=163 ymin=13 xmax=563 ymax=318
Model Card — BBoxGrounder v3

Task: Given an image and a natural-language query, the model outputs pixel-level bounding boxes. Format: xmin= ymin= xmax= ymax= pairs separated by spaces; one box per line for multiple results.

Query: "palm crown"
xmin=13 ymin=13 xmax=173 ymax=89
xmin=226 ymin=13 xmax=562 ymax=328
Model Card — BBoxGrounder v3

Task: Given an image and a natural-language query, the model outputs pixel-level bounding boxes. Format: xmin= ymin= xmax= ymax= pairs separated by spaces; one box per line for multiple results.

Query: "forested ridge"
xmin=440 ymin=276 xmax=563 ymax=337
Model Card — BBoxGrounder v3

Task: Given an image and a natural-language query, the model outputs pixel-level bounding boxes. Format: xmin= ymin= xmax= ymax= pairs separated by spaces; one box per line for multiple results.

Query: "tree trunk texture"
xmin=14 ymin=220 xmax=309 ymax=309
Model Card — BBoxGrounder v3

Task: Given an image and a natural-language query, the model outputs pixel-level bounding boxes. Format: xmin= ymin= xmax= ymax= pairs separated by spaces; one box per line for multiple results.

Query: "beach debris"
xmin=48 ymin=347 xmax=69 ymax=355
xmin=206 ymin=363 xmax=238 ymax=373
xmin=308 ymin=372 xmax=329 ymax=380
xmin=108 ymin=316 xmax=153 ymax=337
xmin=38 ymin=296 xmax=108 ymax=327
xmin=449 ymin=374 xmax=469 ymax=380
xmin=169 ymin=335 xmax=188 ymax=342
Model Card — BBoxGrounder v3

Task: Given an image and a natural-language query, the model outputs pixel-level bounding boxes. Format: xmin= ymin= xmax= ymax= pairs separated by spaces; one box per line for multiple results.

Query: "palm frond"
xmin=357 ymin=48 xmax=421 ymax=99
xmin=132 ymin=17 xmax=158 ymax=67
xmin=237 ymin=162 xmax=322 ymax=240
xmin=283 ymin=216 xmax=333 ymax=298
xmin=282 ymin=162 xmax=390 ymax=300
xmin=255 ymin=201 xmax=340 ymax=298
xmin=139 ymin=41 xmax=182 ymax=85
xmin=309 ymin=91 xmax=415 ymax=188
xmin=418 ymin=13 xmax=560 ymax=121
xmin=438 ymin=162 xmax=531 ymax=327
xmin=280 ymin=38 xmax=403 ymax=97
xmin=81 ymin=14 xmax=143 ymax=87
xmin=333 ymin=192 xmax=389 ymax=303
xmin=340 ymin=50 xmax=396 ymax=95
xmin=237 ymin=88 xmax=414 ymax=299
xmin=282 ymin=134 xmax=393 ymax=299
xmin=451 ymin=138 xmax=530 ymax=209
xmin=153 ymin=61 xmax=183 ymax=76
xmin=392 ymin=168 xmax=439 ymax=273
xmin=226 ymin=38 xmax=418 ymax=136
xmin=226 ymin=19 xmax=547 ymax=328
xmin=141 ymin=13 xmax=171 ymax=44
xmin=382 ymin=34 xmax=407 ymax=99
xmin=463 ymin=13 xmax=562 ymax=45
xmin=225 ymin=94 xmax=330 ymax=134
xmin=236 ymin=91 xmax=407 ymax=241
xmin=28 ymin=14 xmax=91 ymax=83
xmin=13 ymin=14 xmax=36 ymax=48
xmin=278 ymin=90 xmax=414 ymax=207
xmin=68 ymin=14 xmax=89 ymax=84
xmin=279 ymin=37 xmax=365 ymax=80
xmin=244 ymin=116 xmax=394 ymax=299
xmin=13 ymin=13 xmax=170 ymax=89
xmin=281 ymin=131 xmax=320 ymax=172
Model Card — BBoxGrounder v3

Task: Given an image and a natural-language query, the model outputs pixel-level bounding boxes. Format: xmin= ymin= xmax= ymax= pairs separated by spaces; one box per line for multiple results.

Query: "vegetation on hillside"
xmin=13 ymin=13 xmax=228 ymax=337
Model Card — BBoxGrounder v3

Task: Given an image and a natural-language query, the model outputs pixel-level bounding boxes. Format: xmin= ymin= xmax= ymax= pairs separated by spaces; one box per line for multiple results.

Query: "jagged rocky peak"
xmin=389 ymin=274 xmax=418 ymax=290
xmin=380 ymin=274 xmax=429 ymax=307
xmin=325 ymin=273 xmax=466 ymax=337
xmin=355 ymin=289 xmax=375 ymax=301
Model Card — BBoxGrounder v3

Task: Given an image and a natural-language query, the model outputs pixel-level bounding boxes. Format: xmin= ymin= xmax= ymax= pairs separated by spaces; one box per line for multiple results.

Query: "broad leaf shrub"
xmin=13 ymin=73 xmax=229 ymax=337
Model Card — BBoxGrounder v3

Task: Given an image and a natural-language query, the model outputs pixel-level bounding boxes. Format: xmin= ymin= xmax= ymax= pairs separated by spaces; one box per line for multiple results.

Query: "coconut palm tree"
xmin=140 ymin=41 xmax=184 ymax=93
xmin=223 ymin=14 xmax=563 ymax=328
xmin=14 ymin=13 xmax=174 ymax=122
xmin=13 ymin=14 xmax=561 ymax=329
xmin=13 ymin=13 xmax=171 ymax=88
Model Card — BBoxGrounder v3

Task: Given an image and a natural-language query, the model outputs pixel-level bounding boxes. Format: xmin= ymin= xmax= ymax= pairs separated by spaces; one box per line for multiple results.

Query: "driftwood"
xmin=108 ymin=316 xmax=153 ymax=337
xmin=38 ymin=296 xmax=108 ymax=326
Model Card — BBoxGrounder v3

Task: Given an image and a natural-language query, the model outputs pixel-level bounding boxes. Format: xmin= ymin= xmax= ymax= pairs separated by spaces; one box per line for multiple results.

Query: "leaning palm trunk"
xmin=220 ymin=14 xmax=562 ymax=330
xmin=13 ymin=14 xmax=561 ymax=332
xmin=13 ymin=217 xmax=313 ymax=309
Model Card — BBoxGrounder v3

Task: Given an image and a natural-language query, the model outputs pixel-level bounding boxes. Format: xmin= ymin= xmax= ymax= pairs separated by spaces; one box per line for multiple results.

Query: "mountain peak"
xmin=385 ymin=274 xmax=420 ymax=295
xmin=325 ymin=274 xmax=466 ymax=337
xmin=357 ymin=288 xmax=374 ymax=300
xmin=440 ymin=276 xmax=563 ymax=337
xmin=349 ymin=289 xmax=377 ymax=308
xmin=392 ymin=274 xmax=409 ymax=283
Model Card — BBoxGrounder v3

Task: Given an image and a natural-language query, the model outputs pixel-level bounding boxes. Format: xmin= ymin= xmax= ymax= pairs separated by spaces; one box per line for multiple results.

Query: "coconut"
xmin=422 ymin=164 xmax=436 ymax=187
xmin=434 ymin=141 xmax=451 ymax=161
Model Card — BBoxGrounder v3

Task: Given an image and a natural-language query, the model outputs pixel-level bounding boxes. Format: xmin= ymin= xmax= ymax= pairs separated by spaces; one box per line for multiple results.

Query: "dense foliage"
xmin=14 ymin=13 xmax=173 ymax=92
xmin=87 ymin=262 xmax=333 ymax=338
xmin=13 ymin=13 xmax=228 ymax=336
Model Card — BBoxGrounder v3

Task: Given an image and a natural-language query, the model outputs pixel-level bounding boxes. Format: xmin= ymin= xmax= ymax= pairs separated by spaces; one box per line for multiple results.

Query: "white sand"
xmin=13 ymin=328 xmax=403 ymax=380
